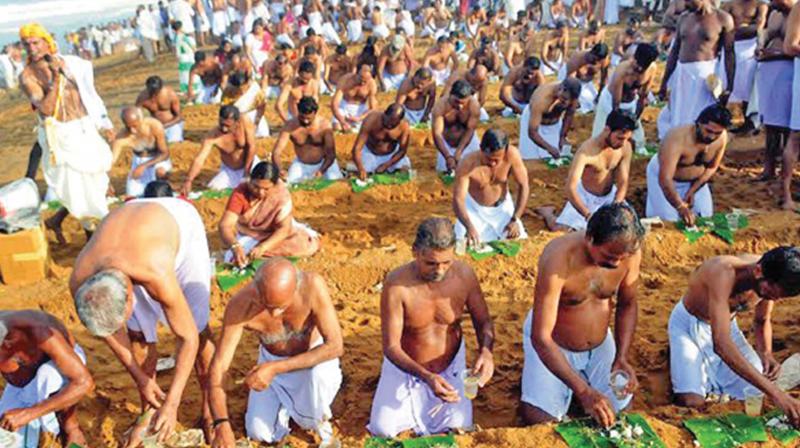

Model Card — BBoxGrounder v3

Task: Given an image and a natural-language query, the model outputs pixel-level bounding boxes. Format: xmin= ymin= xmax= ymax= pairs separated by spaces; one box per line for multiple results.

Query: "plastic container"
xmin=0 ymin=179 xmax=40 ymax=218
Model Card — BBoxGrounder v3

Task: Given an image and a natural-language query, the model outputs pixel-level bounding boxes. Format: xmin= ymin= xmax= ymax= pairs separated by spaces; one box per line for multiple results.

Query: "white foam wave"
xmin=0 ymin=0 xmax=142 ymax=27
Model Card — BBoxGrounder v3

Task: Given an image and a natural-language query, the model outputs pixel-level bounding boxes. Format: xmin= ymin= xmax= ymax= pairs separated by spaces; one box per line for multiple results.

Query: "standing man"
xmin=19 ymin=23 xmax=115 ymax=242
xmin=208 ymin=259 xmax=344 ymax=447
xmin=70 ymin=197 xmax=215 ymax=445
xmin=136 ymin=75 xmax=184 ymax=143
xmin=521 ymin=203 xmax=643 ymax=427
xmin=780 ymin=0 xmax=800 ymax=211
xmin=395 ymin=68 xmax=436 ymax=125
xmin=431 ymin=80 xmax=481 ymax=173
xmin=352 ymin=104 xmax=412 ymax=180
xmin=519 ymin=78 xmax=581 ymax=160
xmin=368 ymin=217 xmax=495 ymax=437
xmin=137 ymin=5 xmax=160 ymax=63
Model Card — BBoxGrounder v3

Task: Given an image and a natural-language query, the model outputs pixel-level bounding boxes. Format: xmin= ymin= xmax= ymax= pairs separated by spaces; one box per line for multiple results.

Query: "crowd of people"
xmin=2 ymin=0 xmax=800 ymax=446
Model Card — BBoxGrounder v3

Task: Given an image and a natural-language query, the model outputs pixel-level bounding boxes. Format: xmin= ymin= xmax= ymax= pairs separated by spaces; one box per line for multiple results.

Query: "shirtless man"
xmin=276 ymin=60 xmax=320 ymax=124
xmin=467 ymin=37 xmax=502 ymax=78
xmin=522 ymin=202 xmax=642 ymax=426
xmin=570 ymin=0 xmax=593 ymax=27
xmin=500 ymin=57 xmax=545 ymax=117
xmin=668 ymin=247 xmax=800 ymax=427
xmin=377 ymin=35 xmax=415 ymax=92
xmin=443 ymin=64 xmax=490 ymax=122
xmin=432 ymin=80 xmax=481 ymax=173
xmin=298 ymin=46 xmax=327 ymax=93
xmin=221 ymin=50 xmax=253 ymax=91
xmin=261 ymin=54 xmax=293 ymax=99
xmin=646 ymin=104 xmax=731 ymax=225
xmin=611 ymin=19 xmax=645 ymax=66
xmin=324 ymin=44 xmax=355 ymax=93
xmin=723 ymin=0 xmax=768 ymax=133
xmin=111 ymin=107 xmax=172 ymax=198
xmin=395 ymin=67 xmax=436 ymax=125
xmin=299 ymin=28 xmax=329 ymax=61
xmin=136 ymin=75 xmax=184 ymax=143
xmin=368 ymin=217 xmax=494 ymax=437
xmin=593 ymin=43 xmax=660 ymax=151
xmin=182 ymin=105 xmax=257 ymax=194
xmin=422 ymin=0 xmax=454 ymax=40
xmin=70 ymin=197 xmax=215 ymax=445
xmin=208 ymin=259 xmax=344 ymax=447
xmin=352 ymin=104 xmax=411 ymax=180
xmin=539 ymin=110 xmax=635 ymax=231
xmin=453 ymin=129 xmax=529 ymax=247
xmin=559 ymin=43 xmax=609 ymax=114
xmin=520 ymin=78 xmax=581 ymax=160
xmin=0 ymin=311 xmax=94 ymax=447
xmin=579 ymin=20 xmax=606 ymax=51
xmin=272 ymin=96 xmax=344 ymax=184
xmin=502 ymin=28 xmax=530 ymax=75
xmin=188 ymin=51 xmax=224 ymax=105
xmin=658 ymin=0 xmax=735 ymax=136
xmin=540 ymin=22 xmax=569 ymax=77
xmin=423 ymin=36 xmax=460 ymax=86
xmin=779 ymin=0 xmax=800 ymax=211
xmin=331 ymin=64 xmax=378 ymax=132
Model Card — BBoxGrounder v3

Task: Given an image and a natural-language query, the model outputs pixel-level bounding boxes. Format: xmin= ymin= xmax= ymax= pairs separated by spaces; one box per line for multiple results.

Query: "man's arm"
xmin=381 ymin=124 xmax=410 ymax=170
xmin=331 ymin=86 xmax=348 ymax=127
xmin=559 ymin=105 xmax=577 ymax=150
xmin=183 ymin=135 xmax=217 ymax=190
xmin=140 ymin=125 xmax=171 ymax=170
xmin=452 ymin=163 xmax=476 ymax=238
xmin=527 ymin=96 xmax=561 ymax=158
xmin=377 ymin=55 xmax=388 ymax=90
xmin=431 ymin=105 xmax=451 ymax=160
xmin=612 ymin=249 xmax=641 ymax=389
xmin=541 ymin=40 xmax=556 ymax=72
xmin=464 ymin=266 xmax=495 ymax=386
xmin=660 ymin=20 xmax=681 ymax=97
xmin=367 ymin=81 xmax=378 ymax=111
xmin=613 ymin=146 xmax=633 ymax=202
xmin=187 ymin=67 xmax=198 ymax=100
xmin=656 ymin=142 xmax=689 ymax=210
xmin=275 ymin=84 xmax=291 ymax=123
xmin=351 ymin=118 xmax=371 ymax=177
xmin=564 ymin=152 xmax=592 ymax=218
xmin=242 ymin=119 xmax=257 ymax=174
xmin=165 ymin=91 xmax=183 ymax=127
xmin=454 ymin=102 xmax=479 ymax=158
xmin=271 ymin=128 xmax=292 ymax=173
xmin=721 ymin=13 xmax=737 ymax=99
xmin=20 ymin=71 xmax=59 ymax=117
xmin=318 ymin=128 xmax=336 ymax=175
xmin=509 ymin=149 xmax=530 ymax=223
xmin=423 ymin=85 xmax=436 ymax=121
xmin=499 ymin=75 xmax=521 ymax=113
xmin=754 ymin=299 xmax=780 ymax=380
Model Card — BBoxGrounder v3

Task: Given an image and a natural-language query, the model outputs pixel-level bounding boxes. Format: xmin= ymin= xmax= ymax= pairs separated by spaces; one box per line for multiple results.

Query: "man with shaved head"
xmin=395 ymin=68 xmax=437 ymax=125
xmin=351 ymin=104 xmax=412 ymax=181
xmin=368 ymin=217 xmax=495 ymax=437
xmin=208 ymin=258 xmax=344 ymax=447
xmin=0 ymin=311 xmax=94 ymax=447
xmin=443 ymin=64 xmax=491 ymax=122
xmin=111 ymin=106 xmax=172 ymax=198
xmin=69 ymin=196 xmax=215 ymax=445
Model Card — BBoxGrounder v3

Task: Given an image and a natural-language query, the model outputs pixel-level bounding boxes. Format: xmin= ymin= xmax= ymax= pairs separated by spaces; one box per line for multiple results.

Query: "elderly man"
xmin=668 ymin=247 xmax=800 ymax=426
xmin=272 ymin=96 xmax=344 ymax=184
xmin=453 ymin=129 xmax=529 ymax=247
xmin=136 ymin=75 xmax=184 ymax=143
xmin=443 ymin=64 xmax=490 ymax=122
xmin=0 ymin=311 xmax=94 ymax=447
xmin=422 ymin=36 xmax=460 ymax=86
xmin=592 ymin=43 xmax=659 ymax=152
xmin=111 ymin=107 xmax=172 ymax=198
xmin=208 ymin=259 xmax=343 ymax=446
xmin=368 ymin=218 xmax=494 ymax=437
xmin=646 ymin=104 xmax=731 ymax=226
xmin=378 ymin=35 xmax=414 ymax=92
xmin=539 ymin=110 xmax=635 ymax=231
xmin=182 ymin=105 xmax=256 ymax=195
xmin=188 ymin=50 xmax=223 ymax=105
xmin=500 ymin=57 xmax=545 ymax=117
xmin=276 ymin=60 xmax=320 ymax=124
xmin=558 ymin=43 xmax=610 ymax=114
xmin=70 ymin=197 xmax=215 ymax=445
xmin=19 ymin=23 xmax=115 ymax=242
xmin=395 ymin=68 xmax=436 ymax=125
xmin=522 ymin=203 xmax=643 ymax=427
xmin=658 ymin=0 xmax=735 ymax=138
xmin=352 ymin=104 xmax=411 ymax=180
xmin=432 ymin=80 xmax=481 ymax=173
xmin=331 ymin=64 xmax=378 ymax=132
xmin=520 ymin=78 xmax=581 ymax=160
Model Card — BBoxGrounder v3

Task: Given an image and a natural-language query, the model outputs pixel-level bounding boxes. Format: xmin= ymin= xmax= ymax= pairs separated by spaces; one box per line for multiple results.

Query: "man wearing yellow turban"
xmin=18 ymin=22 xmax=114 ymax=243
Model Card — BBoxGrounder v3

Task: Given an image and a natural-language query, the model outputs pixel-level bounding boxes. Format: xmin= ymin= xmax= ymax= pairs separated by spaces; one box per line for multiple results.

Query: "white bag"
xmin=0 ymin=178 xmax=40 ymax=218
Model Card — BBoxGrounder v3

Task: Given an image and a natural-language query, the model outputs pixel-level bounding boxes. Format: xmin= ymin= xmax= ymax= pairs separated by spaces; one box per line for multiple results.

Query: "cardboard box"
xmin=0 ymin=241 xmax=48 ymax=286
xmin=0 ymin=225 xmax=46 ymax=257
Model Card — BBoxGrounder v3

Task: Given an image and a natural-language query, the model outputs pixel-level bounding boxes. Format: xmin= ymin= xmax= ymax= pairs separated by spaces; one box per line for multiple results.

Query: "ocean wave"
xmin=0 ymin=0 xmax=141 ymax=27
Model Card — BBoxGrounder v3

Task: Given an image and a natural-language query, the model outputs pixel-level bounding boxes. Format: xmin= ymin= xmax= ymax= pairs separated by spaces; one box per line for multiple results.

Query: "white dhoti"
xmin=502 ymin=96 xmax=528 ymax=117
xmin=730 ymin=38 xmax=758 ymax=105
xmin=265 ymin=85 xmax=282 ymax=99
xmin=610 ymin=53 xmax=622 ymax=67
xmin=542 ymin=58 xmax=563 ymax=77
xmin=245 ymin=110 xmax=271 ymax=138
xmin=645 ymin=157 xmax=713 ymax=222
xmin=194 ymin=82 xmax=222 ymax=105
xmin=275 ymin=33 xmax=295 ymax=48
xmin=403 ymin=106 xmax=426 ymax=125
xmin=555 ymin=181 xmax=617 ymax=230
xmin=347 ymin=20 xmax=363 ymax=43
xmin=127 ymin=198 xmax=210 ymax=343
xmin=603 ymin=0 xmax=619 ymax=24
xmin=382 ymin=71 xmax=406 ymax=91
xmin=164 ymin=121 xmax=184 ymax=143
xmin=757 ymin=60 xmax=793 ymax=128
xmin=373 ymin=24 xmax=390 ymax=39
xmin=246 ymin=341 xmax=342 ymax=443
xmin=207 ymin=156 xmax=260 ymax=190
xmin=577 ymin=80 xmax=598 ymax=114
xmin=359 ymin=146 xmax=412 ymax=173
xmin=126 ymin=155 xmax=172 ymax=197
xmin=212 ymin=11 xmax=229 ymax=37
xmin=666 ymin=59 xmax=723 ymax=134
xmin=592 ymin=88 xmax=645 ymax=150
xmin=399 ymin=19 xmax=414 ymax=37
xmin=431 ymin=67 xmax=451 ymax=87
xmin=320 ymin=22 xmax=342 ymax=45
xmin=521 ymin=310 xmax=630 ymax=420
xmin=436 ymin=134 xmax=480 ymax=172
xmin=286 ymin=158 xmax=344 ymax=184
xmin=0 ymin=345 xmax=86 ymax=448
xmin=37 ymin=116 xmax=111 ymax=223
xmin=669 ymin=300 xmax=761 ymax=399
xmin=454 ymin=192 xmax=528 ymax=243
xmin=791 ymin=58 xmax=800 ymax=131
xmin=519 ymin=107 xmax=562 ymax=160
xmin=333 ymin=100 xmax=369 ymax=130
xmin=367 ymin=342 xmax=472 ymax=437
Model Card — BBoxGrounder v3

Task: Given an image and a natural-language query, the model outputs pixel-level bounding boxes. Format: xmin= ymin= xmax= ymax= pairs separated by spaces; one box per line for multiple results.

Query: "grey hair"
xmin=74 ymin=270 xmax=129 ymax=337
xmin=413 ymin=217 xmax=456 ymax=251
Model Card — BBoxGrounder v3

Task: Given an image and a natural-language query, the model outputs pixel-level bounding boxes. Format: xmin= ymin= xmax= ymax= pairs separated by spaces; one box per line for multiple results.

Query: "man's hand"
xmin=151 ymin=401 xmax=178 ymax=443
xmin=358 ymin=169 xmax=368 ymax=181
xmin=340 ymin=121 xmax=352 ymax=133
xmin=658 ymin=88 xmax=667 ymax=102
xmin=467 ymin=226 xmax=481 ymax=248
xmin=232 ymin=245 xmax=248 ymax=268
xmin=0 ymin=408 xmax=33 ymax=432
xmin=445 ymin=155 xmax=457 ymax=172
xmin=611 ymin=358 xmax=639 ymax=395
xmin=677 ymin=203 xmax=696 ymax=227
xmin=504 ymin=220 xmax=520 ymax=239
xmin=577 ymin=388 xmax=616 ymax=428
xmin=473 ymin=349 xmax=494 ymax=387
xmin=314 ymin=170 xmax=324 ymax=178
xmin=132 ymin=164 xmax=147 ymax=179
xmin=104 ymin=128 xmax=116 ymax=143
xmin=211 ymin=423 xmax=236 ymax=448
xmin=773 ymin=392 xmax=800 ymax=428
xmin=421 ymin=113 xmax=431 ymax=123
xmin=760 ymin=352 xmax=781 ymax=381
xmin=547 ymin=145 xmax=561 ymax=159
xmin=107 ymin=183 xmax=116 ymax=197
xmin=136 ymin=375 xmax=166 ymax=409
xmin=245 ymin=362 xmax=279 ymax=391
xmin=375 ymin=162 xmax=393 ymax=174
xmin=718 ymin=90 xmax=731 ymax=106
xmin=425 ymin=373 xmax=460 ymax=403
xmin=180 ymin=180 xmax=192 ymax=196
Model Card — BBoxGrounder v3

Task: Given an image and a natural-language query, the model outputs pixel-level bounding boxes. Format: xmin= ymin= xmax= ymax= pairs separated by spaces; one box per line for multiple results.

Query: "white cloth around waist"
xmin=757 ymin=60 xmax=793 ymax=128
xmin=360 ymin=145 xmax=411 ymax=173
xmin=435 ymin=132 xmax=479 ymax=172
xmin=518 ymin=106 xmax=562 ymax=160
xmin=126 ymin=154 xmax=172 ymax=197
xmin=454 ymin=191 xmax=528 ymax=243
xmin=286 ymin=158 xmax=344 ymax=184
xmin=555 ymin=180 xmax=617 ymax=230
xmin=645 ymin=156 xmax=713 ymax=221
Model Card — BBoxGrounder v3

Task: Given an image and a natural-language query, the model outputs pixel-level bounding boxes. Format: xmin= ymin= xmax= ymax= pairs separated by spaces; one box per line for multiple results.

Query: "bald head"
xmin=469 ymin=64 xmax=488 ymax=82
xmin=254 ymin=258 xmax=298 ymax=309
xmin=121 ymin=106 xmax=144 ymax=129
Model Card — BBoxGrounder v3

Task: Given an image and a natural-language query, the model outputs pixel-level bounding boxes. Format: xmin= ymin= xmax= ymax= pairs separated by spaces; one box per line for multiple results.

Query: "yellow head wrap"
xmin=19 ymin=23 xmax=57 ymax=55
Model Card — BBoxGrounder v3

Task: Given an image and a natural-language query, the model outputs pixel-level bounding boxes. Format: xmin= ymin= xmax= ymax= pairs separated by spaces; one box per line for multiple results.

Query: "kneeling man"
xmin=432 ymin=80 xmax=481 ymax=173
xmin=209 ymin=259 xmax=344 ymax=446
xmin=331 ymin=64 xmax=378 ymax=132
xmin=368 ymin=217 xmax=494 ymax=437
xmin=0 ymin=311 xmax=94 ymax=447
xmin=352 ymin=104 xmax=411 ymax=180
xmin=521 ymin=203 xmax=642 ymax=427
xmin=520 ymin=78 xmax=581 ymax=160
xmin=112 ymin=107 xmax=172 ymax=198
xmin=454 ymin=129 xmax=529 ymax=246
xmin=669 ymin=247 xmax=800 ymax=426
